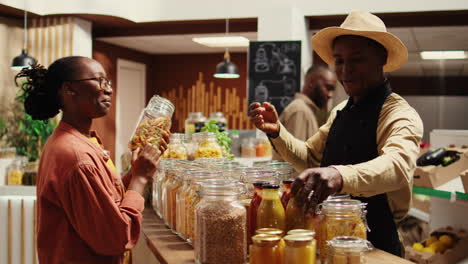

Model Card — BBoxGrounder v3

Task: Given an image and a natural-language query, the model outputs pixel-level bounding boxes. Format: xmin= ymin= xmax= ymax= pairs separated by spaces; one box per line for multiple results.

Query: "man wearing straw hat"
xmin=249 ymin=10 xmax=423 ymax=256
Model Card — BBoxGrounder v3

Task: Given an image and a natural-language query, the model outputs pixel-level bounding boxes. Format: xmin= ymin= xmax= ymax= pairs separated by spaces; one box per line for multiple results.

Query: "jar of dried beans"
xmin=194 ymin=180 xmax=247 ymax=264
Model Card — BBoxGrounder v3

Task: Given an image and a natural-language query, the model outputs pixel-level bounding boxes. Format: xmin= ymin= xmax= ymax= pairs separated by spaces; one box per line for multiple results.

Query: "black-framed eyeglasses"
xmin=66 ymin=77 xmax=112 ymax=90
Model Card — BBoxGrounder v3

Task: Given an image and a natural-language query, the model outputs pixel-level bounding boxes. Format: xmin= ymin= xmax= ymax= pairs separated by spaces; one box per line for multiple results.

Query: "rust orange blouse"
xmin=36 ymin=121 xmax=143 ymax=264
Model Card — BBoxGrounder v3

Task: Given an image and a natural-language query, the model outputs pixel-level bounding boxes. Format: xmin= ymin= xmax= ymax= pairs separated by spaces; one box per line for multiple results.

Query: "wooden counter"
xmin=142 ymin=209 xmax=414 ymax=264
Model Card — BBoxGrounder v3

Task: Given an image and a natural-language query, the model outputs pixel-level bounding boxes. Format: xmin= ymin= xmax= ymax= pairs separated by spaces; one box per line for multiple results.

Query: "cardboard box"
xmin=461 ymin=170 xmax=468 ymax=194
xmin=405 ymin=227 xmax=468 ymax=264
xmin=414 ymin=147 xmax=468 ymax=188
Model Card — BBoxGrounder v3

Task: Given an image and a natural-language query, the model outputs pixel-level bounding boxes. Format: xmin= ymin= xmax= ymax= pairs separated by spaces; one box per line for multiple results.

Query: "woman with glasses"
xmin=16 ymin=56 xmax=169 ymax=264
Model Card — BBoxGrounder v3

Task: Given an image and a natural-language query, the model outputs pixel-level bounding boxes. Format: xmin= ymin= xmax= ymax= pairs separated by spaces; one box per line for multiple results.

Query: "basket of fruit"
xmin=405 ymin=227 xmax=468 ymax=264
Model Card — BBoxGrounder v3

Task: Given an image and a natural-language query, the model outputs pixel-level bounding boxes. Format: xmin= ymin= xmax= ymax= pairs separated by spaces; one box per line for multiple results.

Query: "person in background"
xmin=280 ymin=65 xmax=337 ymax=141
xmin=272 ymin=65 xmax=337 ymax=161
xmin=16 ymin=56 xmax=170 ymax=264
xmin=249 ymin=11 xmax=423 ymax=256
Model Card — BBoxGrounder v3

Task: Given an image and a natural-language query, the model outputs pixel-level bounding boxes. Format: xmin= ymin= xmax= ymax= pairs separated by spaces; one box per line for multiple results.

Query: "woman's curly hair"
xmin=14 ymin=56 xmax=86 ymax=121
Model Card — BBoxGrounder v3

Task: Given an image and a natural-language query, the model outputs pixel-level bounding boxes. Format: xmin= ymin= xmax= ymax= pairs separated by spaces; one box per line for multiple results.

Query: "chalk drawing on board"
xmin=254 ymin=83 xmax=269 ymax=102
xmin=254 ymin=47 xmax=270 ymax=73
xmin=253 ymin=43 xmax=297 ymax=76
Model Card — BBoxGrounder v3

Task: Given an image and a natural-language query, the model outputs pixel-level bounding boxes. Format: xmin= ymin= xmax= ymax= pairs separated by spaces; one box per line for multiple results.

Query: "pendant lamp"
xmin=214 ymin=18 xmax=240 ymax=79
xmin=11 ymin=7 xmax=36 ymax=70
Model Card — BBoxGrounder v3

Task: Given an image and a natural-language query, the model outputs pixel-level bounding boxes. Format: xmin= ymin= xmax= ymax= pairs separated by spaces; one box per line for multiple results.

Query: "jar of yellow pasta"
xmin=129 ymin=95 xmax=174 ymax=151
xmin=327 ymin=236 xmax=373 ymax=264
xmin=193 ymin=132 xmax=223 ymax=159
xmin=317 ymin=199 xmax=367 ymax=262
xmin=163 ymin=133 xmax=188 ymax=159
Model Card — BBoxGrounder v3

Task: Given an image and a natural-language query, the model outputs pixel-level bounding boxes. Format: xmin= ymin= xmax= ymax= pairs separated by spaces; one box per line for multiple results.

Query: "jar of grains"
xmin=194 ymin=180 xmax=247 ymax=264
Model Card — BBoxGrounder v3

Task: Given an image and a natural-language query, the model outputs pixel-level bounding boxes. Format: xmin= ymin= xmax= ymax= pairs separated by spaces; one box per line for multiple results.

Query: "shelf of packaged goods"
xmin=413 ymin=186 xmax=468 ymax=202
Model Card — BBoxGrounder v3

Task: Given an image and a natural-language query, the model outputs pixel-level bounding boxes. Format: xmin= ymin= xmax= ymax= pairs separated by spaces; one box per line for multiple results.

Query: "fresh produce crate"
xmin=414 ymin=147 xmax=468 ymax=188
xmin=405 ymin=227 xmax=468 ymax=264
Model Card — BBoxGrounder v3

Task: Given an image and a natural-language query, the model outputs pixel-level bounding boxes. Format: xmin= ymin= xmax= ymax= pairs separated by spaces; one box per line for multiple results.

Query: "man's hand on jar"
xmin=249 ymin=102 xmax=280 ymax=138
xmin=291 ymin=167 xmax=343 ymax=215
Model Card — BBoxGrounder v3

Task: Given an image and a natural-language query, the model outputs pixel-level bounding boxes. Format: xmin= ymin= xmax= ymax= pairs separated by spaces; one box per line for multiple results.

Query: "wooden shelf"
xmin=141 ymin=208 xmax=413 ymax=264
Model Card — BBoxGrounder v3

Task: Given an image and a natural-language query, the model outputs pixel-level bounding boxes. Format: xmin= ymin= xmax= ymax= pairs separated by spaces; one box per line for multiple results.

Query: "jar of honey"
xmin=283 ymin=234 xmax=317 ymax=264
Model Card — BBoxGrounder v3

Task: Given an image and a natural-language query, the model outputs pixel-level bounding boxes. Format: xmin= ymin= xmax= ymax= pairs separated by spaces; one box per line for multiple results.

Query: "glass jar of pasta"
xmin=129 ymin=95 xmax=174 ymax=151
xmin=163 ymin=133 xmax=188 ymax=159
xmin=327 ymin=236 xmax=373 ymax=264
xmin=193 ymin=132 xmax=223 ymax=159
xmin=250 ymin=234 xmax=284 ymax=264
xmin=283 ymin=234 xmax=317 ymax=264
xmin=194 ymin=180 xmax=247 ymax=264
xmin=317 ymin=199 xmax=368 ymax=262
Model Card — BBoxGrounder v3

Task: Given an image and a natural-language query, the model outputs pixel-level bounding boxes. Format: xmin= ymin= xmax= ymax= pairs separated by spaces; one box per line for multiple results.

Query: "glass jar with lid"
xmin=0 ymin=147 xmax=16 ymax=159
xmin=129 ymin=95 xmax=174 ymax=151
xmin=6 ymin=156 xmax=27 ymax=185
xmin=175 ymin=168 xmax=198 ymax=239
xmin=154 ymin=160 xmax=174 ymax=219
xmin=285 ymin=194 xmax=306 ymax=232
xmin=283 ymin=234 xmax=317 ymax=264
xmin=241 ymin=138 xmax=256 ymax=158
xmin=317 ymin=199 xmax=368 ymax=262
xmin=267 ymin=162 xmax=296 ymax=182
xmin=193 ymin=132 xmax=223 ymax=159
xmin=287 ymin=229 xmax=315 ymax=237
xmin=241 ymin=169 xmax=278 ymax=199
xmin=166 ymin=168 xmax=183 ymax=230
xmin=208 ymin=112 xmax=227 ymax=132
xmin=327 ymin=236 xmax=373 ymax=264
xmin=194 ymin=180 xmax=247 ymax=264
xmin=185 ymin=170 xmax=221 ymax=245
xmin=305 ymin=193 xmax=351 ymax=239
xmin=163 ymin=133 xmax=188 ymax=160
xmin=185 ymin=112 xmax=207 ymax=135
xmin=249 ymin=234 xmax=284 ymax=264
xmin=22 ymin=160 xmax=39 ymax=185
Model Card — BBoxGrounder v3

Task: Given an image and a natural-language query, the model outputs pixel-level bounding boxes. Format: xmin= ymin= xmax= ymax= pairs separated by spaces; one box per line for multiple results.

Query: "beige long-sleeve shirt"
xmin=271 ymin=92 xmax=423 ymax=220
xmin=273 ymin=93 xmax=327 ymax=161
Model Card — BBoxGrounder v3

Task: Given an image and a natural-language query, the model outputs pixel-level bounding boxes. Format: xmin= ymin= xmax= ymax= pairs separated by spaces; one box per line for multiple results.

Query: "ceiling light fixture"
xmin=11 ymin=4 xmax=36 ymax=70
xmin=192 ymin=36 xmax=249 ymax=48
xmin=214 ymin=18 xmax=240 ymax=79
xmin=420 ymin=51 xmax=467 ymax=60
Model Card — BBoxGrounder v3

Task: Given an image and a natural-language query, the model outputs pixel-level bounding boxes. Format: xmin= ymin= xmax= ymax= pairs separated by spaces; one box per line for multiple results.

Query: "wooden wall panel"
xmin=29 ymin=17 xmax=74 ymax=67
xmin=150 ymin=53 xmax=254 ymax=132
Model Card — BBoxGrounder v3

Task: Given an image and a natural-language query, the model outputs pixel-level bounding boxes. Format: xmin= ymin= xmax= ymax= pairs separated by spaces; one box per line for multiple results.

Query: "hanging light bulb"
xmin=11 ymin=6 xmax=36 ymax=70
xmin=214 ymin=18 xmax=240 ymax=79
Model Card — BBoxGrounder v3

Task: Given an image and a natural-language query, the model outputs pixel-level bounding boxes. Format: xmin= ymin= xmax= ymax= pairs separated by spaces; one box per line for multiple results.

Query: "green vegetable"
xmin=201 ymin=120 xmax=233 ymax=160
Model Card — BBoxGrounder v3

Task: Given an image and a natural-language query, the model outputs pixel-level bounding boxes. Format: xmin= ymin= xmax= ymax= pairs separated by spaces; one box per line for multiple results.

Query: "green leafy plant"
xmin=0 ymin=81 xmax=57 ymax=162
xmin=201 ymin=120 xmax=233 ymax=159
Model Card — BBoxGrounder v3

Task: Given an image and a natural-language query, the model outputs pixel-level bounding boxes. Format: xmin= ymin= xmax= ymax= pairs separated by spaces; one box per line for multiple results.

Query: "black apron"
xmin=320 ymin=81 xmax=402 ymax=256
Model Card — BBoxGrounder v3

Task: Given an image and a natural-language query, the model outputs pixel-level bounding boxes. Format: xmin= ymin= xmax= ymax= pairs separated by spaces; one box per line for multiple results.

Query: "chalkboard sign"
xmin=248 ymin=41 xmax=301 ymax=115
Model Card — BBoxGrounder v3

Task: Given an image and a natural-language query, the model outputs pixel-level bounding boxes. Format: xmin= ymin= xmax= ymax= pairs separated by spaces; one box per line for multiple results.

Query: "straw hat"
xmin=312 ymin=10 xmax=408 ymax=72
